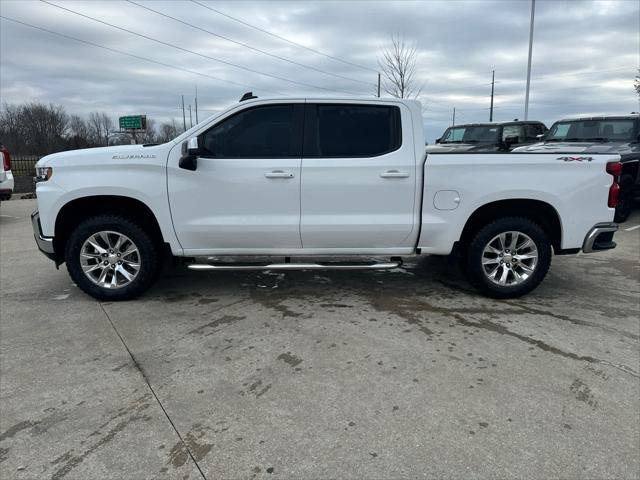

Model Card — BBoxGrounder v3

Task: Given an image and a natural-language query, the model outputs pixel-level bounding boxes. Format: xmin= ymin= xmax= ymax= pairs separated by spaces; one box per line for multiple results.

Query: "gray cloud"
xmin=1 ymin=0 xmax=638 ymax=142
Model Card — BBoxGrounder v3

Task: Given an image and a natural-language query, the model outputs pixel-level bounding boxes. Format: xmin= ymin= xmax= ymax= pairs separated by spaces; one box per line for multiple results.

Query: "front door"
xmin=300 ymin=103 xmax=417 ymax=250
xmin=167 ymin=103 xmax=304 ymax=254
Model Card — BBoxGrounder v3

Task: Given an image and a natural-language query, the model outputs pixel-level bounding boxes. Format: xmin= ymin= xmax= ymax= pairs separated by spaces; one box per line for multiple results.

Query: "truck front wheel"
xmin=464 ymin=217 xmax=552 ymax=298
xmin=65 ymin=215 xmax=159 ymax=300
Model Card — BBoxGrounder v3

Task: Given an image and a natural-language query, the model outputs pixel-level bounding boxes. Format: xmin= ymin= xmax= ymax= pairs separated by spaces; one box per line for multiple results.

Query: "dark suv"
xmin=513 ymin=115 xmax=640 ymax=222
xmin=426 ymin=121 xmax=548 ymax=153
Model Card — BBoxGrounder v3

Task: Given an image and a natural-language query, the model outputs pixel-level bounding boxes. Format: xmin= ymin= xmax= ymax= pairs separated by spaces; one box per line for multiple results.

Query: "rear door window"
xmin=304 ymin=104 xmax=402 ymax=157
xmin=524 ymin=124 xmax=545 ymax=140
xmin=502 ymin=125 xmax=525 ymax=142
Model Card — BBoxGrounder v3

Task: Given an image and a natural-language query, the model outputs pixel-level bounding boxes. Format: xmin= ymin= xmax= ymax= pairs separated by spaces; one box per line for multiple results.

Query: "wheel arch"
xmin=458 ymin=199 xmax=564 ymax=253
xmin=54 ymin=195 xmax=169 ymax=261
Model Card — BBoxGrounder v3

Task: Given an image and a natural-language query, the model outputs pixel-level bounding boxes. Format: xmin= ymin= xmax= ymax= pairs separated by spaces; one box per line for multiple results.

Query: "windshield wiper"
xmin=584 ymin=137 xmax=609 ymax=143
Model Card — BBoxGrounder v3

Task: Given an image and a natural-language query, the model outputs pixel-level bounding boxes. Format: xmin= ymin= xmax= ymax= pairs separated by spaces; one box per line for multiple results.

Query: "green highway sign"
xmin=119 ymin=115 xmax=146 ymax=130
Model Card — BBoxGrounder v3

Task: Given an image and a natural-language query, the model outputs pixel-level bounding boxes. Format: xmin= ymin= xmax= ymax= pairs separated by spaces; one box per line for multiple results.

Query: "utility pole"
xmin=524 ymin=0 xmax=536 ymax=120
xmin=489 ymin=70 xmax=495 ymax=122
xmin=452 ymin=107 xmax=456 ymax=126
xmin=181 ymin=95 xmax=186 ymax=131
xmin=194 ymin=85 xmax=199 ymax=124
xmin=377 ymin=73 xmax=381 ymax=98
xmin=188 ymin=105 xmax=193 ymax=128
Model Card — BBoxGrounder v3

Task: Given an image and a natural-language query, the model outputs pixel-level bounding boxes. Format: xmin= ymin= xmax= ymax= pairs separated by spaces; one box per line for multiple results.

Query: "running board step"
xmin=187 ymin=260 xmax=402 ymax=272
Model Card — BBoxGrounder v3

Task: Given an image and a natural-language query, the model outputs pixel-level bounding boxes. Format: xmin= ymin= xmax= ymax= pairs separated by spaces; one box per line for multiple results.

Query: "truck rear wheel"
xmin=65 ymin=215 xmax=159 ymax=300
xmin=464 ymin=217 xmax=551 ymax=298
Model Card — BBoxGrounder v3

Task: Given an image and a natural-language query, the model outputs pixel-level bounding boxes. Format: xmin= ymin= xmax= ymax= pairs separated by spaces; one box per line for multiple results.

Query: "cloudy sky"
xmin=1 ymin=0 xmax=638 ymax=142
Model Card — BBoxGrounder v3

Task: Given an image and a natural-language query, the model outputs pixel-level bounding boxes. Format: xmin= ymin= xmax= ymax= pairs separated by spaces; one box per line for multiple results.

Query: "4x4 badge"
xmin=556 ymin=156 xmax=593 ymax=162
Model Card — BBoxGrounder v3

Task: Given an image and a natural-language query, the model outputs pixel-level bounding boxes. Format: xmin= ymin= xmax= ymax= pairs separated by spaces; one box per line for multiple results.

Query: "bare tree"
xmin=88 ymin=112 xmax=113 ymax=146
xmin=67 ymin=115 xmax=91 ymax=149
xmin=635 ymin=70 xmax=640 ymax=97
xmin=0 ymin=102 xmax=183 ymax=154
xmin=378 ymin=34 xmax=422 ymax=99
xmin=0 ymin=102 xmax=68 ymax=155
xmin=157 ymin=119 xmax=181 ymax=143
xmin=138 ymin=118 xmax=157 ymax=144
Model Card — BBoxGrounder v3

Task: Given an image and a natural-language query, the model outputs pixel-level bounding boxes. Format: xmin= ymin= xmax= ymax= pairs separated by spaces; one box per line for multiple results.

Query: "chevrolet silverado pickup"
xmin=32 ymin=97 xmax=621 ymax=300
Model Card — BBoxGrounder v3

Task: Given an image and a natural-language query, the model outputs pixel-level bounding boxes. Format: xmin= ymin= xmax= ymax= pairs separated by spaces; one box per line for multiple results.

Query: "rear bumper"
xmin=582 ymin=222 xmax=618 ymax=253
xmin=0 ymin=170 xmax=14 ymax=193
xmin=31 ymin=210 xmax=56 ymax=260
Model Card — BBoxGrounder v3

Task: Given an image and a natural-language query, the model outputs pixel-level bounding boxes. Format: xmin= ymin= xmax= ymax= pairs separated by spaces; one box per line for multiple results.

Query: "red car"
xmin=0 ymin=142 xmax=14 ymax=201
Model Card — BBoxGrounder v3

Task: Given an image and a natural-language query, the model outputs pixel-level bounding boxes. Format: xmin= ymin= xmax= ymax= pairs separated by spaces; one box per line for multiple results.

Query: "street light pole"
xmin=524 ymin=0 xmax=536 ymax=120
xmin=489 ymin=70 xmax=495 ymax=122
xmin=181 ymin=95 xmax=186 ymax=131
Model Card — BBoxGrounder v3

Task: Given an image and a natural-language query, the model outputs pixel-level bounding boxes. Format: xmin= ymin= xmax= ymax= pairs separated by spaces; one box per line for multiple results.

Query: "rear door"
xmin=300 ymin=102 xmax=416 ymax=250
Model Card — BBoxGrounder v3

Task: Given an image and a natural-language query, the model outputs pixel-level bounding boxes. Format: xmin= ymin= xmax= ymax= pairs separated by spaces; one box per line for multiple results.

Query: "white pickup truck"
xmin=32 ymin=97 xmax=621 ymax=300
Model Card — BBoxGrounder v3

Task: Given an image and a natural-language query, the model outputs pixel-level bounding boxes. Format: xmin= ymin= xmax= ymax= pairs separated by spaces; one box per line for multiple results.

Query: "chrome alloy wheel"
xmin=80 ymin=231 xmax=141 ymax=289
xmin=481 ymin=231 xmax=538 ymax=286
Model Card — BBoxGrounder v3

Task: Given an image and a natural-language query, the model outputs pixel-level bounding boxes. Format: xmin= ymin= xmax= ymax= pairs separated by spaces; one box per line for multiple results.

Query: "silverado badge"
xmin=112 ymin=154 xmax=157 ymax=159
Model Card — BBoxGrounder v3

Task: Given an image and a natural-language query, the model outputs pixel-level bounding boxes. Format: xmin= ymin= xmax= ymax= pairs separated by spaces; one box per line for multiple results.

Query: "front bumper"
xmin=582 ymin=222 xmax=618 ymax=253
xmin=31 ymin=210 xmax=56 ymax=260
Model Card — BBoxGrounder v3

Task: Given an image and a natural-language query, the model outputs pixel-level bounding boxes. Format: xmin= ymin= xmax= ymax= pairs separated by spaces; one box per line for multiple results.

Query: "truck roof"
xmin=554 ymin=114 xmax=640 ymax=122
xmin=238 ymin=96 xmax=419 ymax=104
xmin=446 ymin=120 xmax=546 ymax=128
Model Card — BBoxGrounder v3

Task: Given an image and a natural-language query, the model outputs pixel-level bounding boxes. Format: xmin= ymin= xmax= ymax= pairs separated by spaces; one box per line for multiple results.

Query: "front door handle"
xmin=265 ymin=170 xmax=294 ymax=179
xmin=380 ymin=170 xmax=409 ymax=178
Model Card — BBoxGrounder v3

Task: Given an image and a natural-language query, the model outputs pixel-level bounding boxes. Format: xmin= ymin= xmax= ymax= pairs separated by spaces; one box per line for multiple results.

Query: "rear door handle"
xmin=380 ymin=170 xmax=409 ymax=178
xmin=265 ymin=170 xmax=294 ymax=179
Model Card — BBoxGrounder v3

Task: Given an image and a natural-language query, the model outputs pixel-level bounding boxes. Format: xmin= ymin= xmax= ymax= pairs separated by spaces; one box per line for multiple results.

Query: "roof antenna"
xmin=240 ymin=92 xmax=257 ymax=102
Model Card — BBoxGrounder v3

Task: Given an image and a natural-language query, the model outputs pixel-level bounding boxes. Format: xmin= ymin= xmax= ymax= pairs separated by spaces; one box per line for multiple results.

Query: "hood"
xmin=513 ymin=141 xmax=640 ymax=155
xmin=37 ymin=143 xmax=169 ymax=168
xmin=425 ymin=143 xmax=501 ymax=153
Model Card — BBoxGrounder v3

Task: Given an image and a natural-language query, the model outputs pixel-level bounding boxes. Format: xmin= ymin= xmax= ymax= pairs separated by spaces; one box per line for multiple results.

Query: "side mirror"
xmin=504 ymin=135 xmax=519 ymax=147
xmin=179 ymin=137 xmax=200 ymax=171
xmin=435 ymin=137 xmax=442 ymax=144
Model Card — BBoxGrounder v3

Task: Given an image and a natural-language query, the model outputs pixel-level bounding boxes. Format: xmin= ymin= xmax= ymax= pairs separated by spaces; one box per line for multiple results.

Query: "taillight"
xmin=1 ymin=151 xmax=10 ymax=171
xmin=606 ymin=161 xmax=622 ymax=208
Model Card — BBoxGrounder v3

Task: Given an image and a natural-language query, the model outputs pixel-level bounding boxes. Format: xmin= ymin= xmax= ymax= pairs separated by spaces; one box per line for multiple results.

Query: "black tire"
xmin=464 ymin=217 xmax=552 ymax=299
xmin=65 ymin=215 xmax=159 ymax=301
xmin=613 ymin=174 xmax=634 ymax=223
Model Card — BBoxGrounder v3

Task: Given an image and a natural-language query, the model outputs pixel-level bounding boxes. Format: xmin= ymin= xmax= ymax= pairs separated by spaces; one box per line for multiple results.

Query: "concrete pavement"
xmin=1 ymin=198 xmax=639 ymax=479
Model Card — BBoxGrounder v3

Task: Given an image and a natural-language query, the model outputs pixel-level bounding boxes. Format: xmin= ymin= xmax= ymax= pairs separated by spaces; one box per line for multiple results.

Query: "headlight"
xmin=35 ymin=166 xmax=53 ymax=182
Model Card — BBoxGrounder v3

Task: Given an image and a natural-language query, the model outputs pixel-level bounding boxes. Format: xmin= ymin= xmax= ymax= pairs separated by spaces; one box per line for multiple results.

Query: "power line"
xmin=0 ymin=15 xmax=282 ymax=95
xmin=425 ymin=67 xmax=631 ymax=99
xmin=533 ymin=66 xmax=632 ymax=81
xmin=40 ymin=0 xmax=364 ymax=96
xmin=127 ymin=0 xmax=375 ymax=89
xmin=191 ymin=0 xmax=377 ymax=73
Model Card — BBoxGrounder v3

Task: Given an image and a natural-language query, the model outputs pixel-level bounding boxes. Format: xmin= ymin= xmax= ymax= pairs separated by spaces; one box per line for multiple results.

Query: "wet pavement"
xmin=1 ymin=199 xmax=639 ymax=479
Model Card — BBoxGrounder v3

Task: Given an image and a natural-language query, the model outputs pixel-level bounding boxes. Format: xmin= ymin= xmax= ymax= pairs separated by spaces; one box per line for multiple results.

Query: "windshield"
xmin=546 ymin=119 xmax=636 ymax=142
xmin=440 ymin=125 xmax=500 ymax=144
